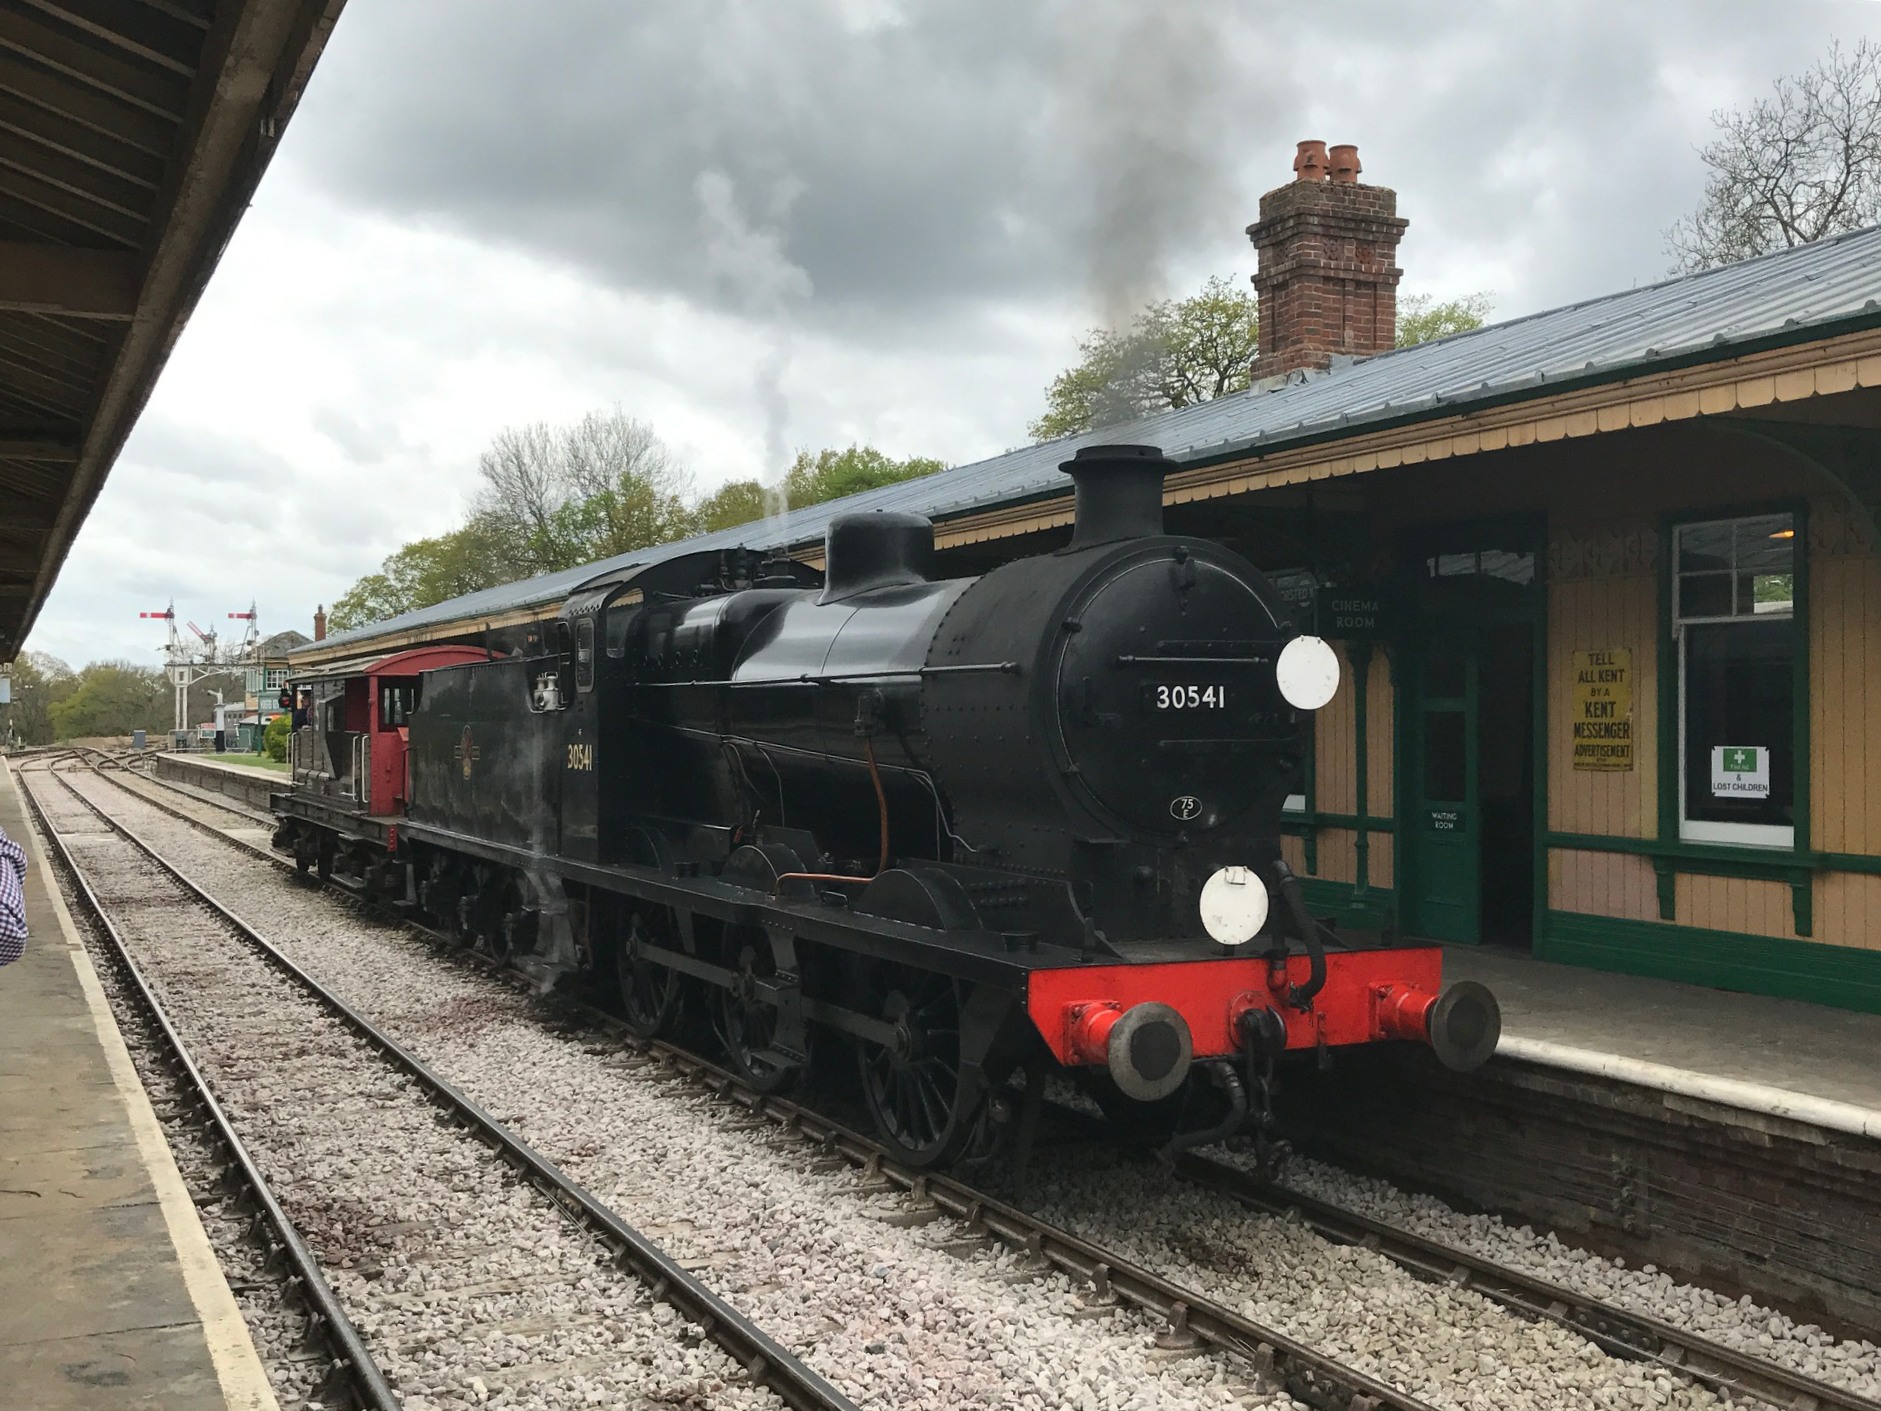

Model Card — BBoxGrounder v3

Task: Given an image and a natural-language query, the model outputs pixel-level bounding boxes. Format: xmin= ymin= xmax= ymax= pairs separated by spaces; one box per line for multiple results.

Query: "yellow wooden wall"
xmin=1542 ymin=501 xmax=1881 ymax=952
xmin=1297 ymin=644 xmax=1394 ymax=889
xmin=1545 ymin=521 xmax=1658 ymax=840
xmin=1809 ymin=520 xmax=1881 ymax=855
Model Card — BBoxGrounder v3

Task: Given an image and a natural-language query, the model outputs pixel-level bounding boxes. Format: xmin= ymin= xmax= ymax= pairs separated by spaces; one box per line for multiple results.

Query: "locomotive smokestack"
xmin=1062 ymin=444 xmax=1173 ymax=549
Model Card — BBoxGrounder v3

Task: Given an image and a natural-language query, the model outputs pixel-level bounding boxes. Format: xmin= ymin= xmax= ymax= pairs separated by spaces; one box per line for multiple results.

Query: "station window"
xmin=1673 ymin=513 xmax=1796 ymax=848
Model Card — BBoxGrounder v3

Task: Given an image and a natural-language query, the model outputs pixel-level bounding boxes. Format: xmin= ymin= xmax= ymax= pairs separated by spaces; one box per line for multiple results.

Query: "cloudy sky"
xmin=28 ymin=0 xmax=1881 ymax=666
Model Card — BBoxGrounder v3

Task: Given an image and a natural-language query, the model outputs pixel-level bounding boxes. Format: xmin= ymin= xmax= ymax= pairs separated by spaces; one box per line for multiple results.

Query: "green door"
xmin=1400 ymin=631 xmax=1480 ymax=944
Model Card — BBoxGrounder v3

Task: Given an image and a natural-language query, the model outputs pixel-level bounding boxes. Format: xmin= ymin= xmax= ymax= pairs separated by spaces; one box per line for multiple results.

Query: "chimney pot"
xmin=1248 ymin=142 xmax=1408 ymax=376
xmin=1293 ymin=139 xmax=1329 ymax=182
xmin=313 ymin=605 xmax=327 ymax=642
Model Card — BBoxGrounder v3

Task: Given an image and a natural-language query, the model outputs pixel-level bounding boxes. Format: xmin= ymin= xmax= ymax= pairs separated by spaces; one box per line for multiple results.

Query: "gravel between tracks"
xmin=30 ymin=774 xmax=788 ymax=1411
xmin=58 ymin=768 xmax=1881 ymax=1409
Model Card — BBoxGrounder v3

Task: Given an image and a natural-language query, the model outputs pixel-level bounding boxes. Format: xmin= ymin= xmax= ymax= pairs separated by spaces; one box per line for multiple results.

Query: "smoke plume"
xmin=695 ymin=169 xmax=814 ymax=522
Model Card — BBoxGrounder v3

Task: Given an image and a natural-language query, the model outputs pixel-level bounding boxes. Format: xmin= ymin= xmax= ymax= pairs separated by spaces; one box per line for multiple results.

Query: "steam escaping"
xmin=695 ymin=169 xmax=814 ymax=524
xmin=1051 ymin=1 xmax=1235 ymax=428
xmin=1054 ymin=2 xmax=1233 ymax=330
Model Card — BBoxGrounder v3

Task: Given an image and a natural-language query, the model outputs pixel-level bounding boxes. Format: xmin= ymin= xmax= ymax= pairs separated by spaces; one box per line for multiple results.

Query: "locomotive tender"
xmin=275 ymin=445 xmax=1499 ymax=1167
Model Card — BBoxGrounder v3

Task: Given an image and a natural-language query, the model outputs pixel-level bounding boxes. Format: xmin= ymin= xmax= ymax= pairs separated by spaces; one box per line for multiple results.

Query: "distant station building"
xmin=296 ymin=143 xmax=1881 ymax=1015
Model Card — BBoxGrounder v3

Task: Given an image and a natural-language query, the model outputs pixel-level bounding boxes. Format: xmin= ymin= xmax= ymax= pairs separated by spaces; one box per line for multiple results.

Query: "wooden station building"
xmin=298 ymin=143 xmax=1881 ymax=1015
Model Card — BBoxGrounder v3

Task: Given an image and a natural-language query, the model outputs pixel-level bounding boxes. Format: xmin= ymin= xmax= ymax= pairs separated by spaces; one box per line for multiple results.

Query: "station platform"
xmin=1444 ymin=943 xmax=1881 ymax=1133
xmin=0 ymin=759 xmax=277 ymax=1410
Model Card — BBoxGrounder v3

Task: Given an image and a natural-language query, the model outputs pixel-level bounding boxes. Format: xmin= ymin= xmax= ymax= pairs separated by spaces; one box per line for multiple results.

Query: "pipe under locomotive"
xmin=274 ymin=444 xmax=1500 ymax=1168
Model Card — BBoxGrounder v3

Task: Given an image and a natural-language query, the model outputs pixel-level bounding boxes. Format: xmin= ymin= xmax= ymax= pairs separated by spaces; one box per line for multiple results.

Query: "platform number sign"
xmin=1711 ymin=746 xmax=1770 ymax=798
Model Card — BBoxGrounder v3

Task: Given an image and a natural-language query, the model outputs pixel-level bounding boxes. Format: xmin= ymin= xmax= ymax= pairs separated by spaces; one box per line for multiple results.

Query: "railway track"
xmin=61 ymin=755 xmax=1881 ymax=1411
xmin=22 ymin=762 xmax=858 ymax=1411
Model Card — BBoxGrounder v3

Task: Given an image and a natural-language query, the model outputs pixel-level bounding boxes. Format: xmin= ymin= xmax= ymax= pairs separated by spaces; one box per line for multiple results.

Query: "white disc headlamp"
xmin=1276 ymin=634 xmax=1340 ymax=711
xmin=1199 ymin=865 xmax=1270 ymax=946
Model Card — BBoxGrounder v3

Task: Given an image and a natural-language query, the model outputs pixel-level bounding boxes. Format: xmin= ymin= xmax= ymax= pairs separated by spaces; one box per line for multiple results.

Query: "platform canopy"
xmin=0 ymin=0 xmax=347 ymax=661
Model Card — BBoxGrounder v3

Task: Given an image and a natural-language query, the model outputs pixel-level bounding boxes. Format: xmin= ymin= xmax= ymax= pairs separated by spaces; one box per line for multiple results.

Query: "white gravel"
xmin=44 ymin=767 xmax=1302 ymax=1411
xmin=54 ymin=765 xmax=1881 ymax=1410
xmin=28 ymin=770 xmax=790 ymax=1411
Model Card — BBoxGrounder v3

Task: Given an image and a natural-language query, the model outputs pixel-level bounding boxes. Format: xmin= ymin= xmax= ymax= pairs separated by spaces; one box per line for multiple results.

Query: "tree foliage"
xmin=1030 ymin=276 xmax=1260 ymax=441
xmin=1666 ymin=39 xmax=1881 ymax=273
xmin=328 ymin=519 xmax=515 ymax=633
xmin=474 ymin=411 xmax=695 ymax=576
xmin=326 ymin=409 xmax=947 ymax=633
xmin=1395 ymin=292 xmax=1494 ymax=348
xmin=263 ymin=711 xmax=292 ymax=762
xmin=2 ymin=652 xmax=76 ymax=747
xmin=47 ymin=662 xmax=168 ymax=740
xmin=781 ymin=445 xmax=944 ymax=509
xmin=1031 ymin=278 xmax=1494 ymax=441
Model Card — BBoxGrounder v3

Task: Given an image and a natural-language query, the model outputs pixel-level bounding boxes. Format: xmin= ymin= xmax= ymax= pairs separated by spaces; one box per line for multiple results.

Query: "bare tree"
xmin=1667 ymin=39 xmax=1881 ymax=274
xmin=472 ymin=410 xmax=693 ymax=574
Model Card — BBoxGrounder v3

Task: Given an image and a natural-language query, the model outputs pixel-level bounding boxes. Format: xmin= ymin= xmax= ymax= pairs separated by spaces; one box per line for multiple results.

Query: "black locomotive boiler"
xmin=274 ymin=444 xmax=1499 ymax=1167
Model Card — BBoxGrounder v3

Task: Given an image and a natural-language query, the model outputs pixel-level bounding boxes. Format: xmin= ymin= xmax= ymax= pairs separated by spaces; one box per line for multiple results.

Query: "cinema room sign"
xmin=1571 ymin=648 xmax=1632 ymax=771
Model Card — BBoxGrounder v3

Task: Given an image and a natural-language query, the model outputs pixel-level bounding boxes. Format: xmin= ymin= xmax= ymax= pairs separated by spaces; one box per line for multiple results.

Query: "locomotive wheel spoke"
xmin=617 ymin=915 xmax=682 ymax=1040
xmin=855 ymin=965 xmax=972 ymax=1167
xmin=712 ymin=941 xmax=795 ymax=1094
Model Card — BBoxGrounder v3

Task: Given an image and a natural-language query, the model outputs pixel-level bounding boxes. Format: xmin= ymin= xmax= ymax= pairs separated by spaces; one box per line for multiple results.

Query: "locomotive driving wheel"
xmin=616 ymin=912 xmax=682 ymax=1039
xmin=855 ymin=964 xmax=973 ymax=1167
xmin=851 ymin=868 xmax=987 ymax=1166
xmin=712 ymin=937 xmax=796 ymax=1093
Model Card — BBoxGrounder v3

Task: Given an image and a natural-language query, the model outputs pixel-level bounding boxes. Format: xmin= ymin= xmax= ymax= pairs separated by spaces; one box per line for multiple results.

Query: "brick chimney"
xmin=313 ymin=605 xmax=327 ymax=642
xmin=1248 ymin=140 xmax=1408 ymax=376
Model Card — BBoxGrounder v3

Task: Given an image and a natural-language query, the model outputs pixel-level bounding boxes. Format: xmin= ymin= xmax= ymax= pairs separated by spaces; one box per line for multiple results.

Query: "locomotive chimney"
xmin=819 ymin=511 xmax=936 ymax=602
xmin=1061 ymin=444 xmax=1172 ymax=549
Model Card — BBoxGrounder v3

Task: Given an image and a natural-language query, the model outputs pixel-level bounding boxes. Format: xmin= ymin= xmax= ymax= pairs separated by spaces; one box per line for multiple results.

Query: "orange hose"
xmin=863 ymin=735 xmax=889 ymax=875
xmin=770 ymin=742 xmax=892 ymax=895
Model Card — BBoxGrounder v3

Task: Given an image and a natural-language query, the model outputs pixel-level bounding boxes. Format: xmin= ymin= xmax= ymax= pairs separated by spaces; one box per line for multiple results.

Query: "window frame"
xmin=1661 ymin=503 xmax=1808 ymax=853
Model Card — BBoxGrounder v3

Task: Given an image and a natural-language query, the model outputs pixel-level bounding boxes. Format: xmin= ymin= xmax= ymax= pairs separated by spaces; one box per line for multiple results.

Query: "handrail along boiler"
xmin=273 ymin=444 xmax=1499 ymax=1167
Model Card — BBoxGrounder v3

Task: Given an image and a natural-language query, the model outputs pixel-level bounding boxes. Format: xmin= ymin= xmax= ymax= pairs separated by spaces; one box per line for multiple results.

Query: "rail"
xmin=31 ymin=764 xmax=859 ymax=1411
xmin=65 ymin=755 xmax=1881 ymax=1411
xmin=20 ymin=767 xmax=403 ymax=1411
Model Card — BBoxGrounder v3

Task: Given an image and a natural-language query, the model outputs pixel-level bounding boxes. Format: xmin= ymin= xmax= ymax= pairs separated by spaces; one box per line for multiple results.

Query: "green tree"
xmin=692 ymin=449 xmax=945 ymax=537
xmin=1031 ymin=278 xmax=1495 ymax=442
xmin=328 ymin=518 xmax=518 ymax=633
xmin=1395 ymin=292 xmax=1494 ymax=348
xmin=2 ymin=652 xmax=76 ymax=747
xmin=1031 ymin=275 xmax=1260 ymax=441
xmin=782 ymin=446 xmax=945 ymax=510
xmin=263 ymin=711 xmax=291 ymax=762
xmin=48 ymin=662 xmax=168 ymax=740
xmin=1666 ymin=39 xmax=1881 ymax=273
xmin=695 ymin=479 xmax=773 ymax=534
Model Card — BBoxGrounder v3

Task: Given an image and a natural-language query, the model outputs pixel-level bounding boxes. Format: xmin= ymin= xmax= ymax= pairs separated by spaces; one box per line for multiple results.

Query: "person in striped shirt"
xmin=0 ymin=824 xmax=25 ymax=966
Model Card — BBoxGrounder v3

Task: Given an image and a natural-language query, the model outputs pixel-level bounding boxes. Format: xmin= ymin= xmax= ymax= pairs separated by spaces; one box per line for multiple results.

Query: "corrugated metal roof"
xmin=316 ymin=222 xmax=1881 ymax=654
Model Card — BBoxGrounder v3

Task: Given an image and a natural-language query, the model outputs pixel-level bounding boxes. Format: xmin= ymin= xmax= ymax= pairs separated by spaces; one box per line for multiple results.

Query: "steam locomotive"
xmin=274 ymin=445 xmax=1499 ymax=1167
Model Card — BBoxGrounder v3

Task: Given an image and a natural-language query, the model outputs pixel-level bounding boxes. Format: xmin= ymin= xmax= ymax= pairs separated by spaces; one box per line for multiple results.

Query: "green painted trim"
xmin=1653 ymin=500 xmax=1811 ymax=914
xmin=1298 ymin=877 xmax=1396 ymax=932
xmin=1818 ymin=851 xmax=1881 ymax=876
xmin=1352 ymin=640 xmax=1373 ymax=898
xmin=1793 ymin=499 xmax=1812 ymax=856
xmin=1538 ymin=909 xmax=1881 ymax=1015
xmin=1283 ymin=812 xmax=1396 ymax=834
xmin=1656 ymin=518 xmax=1677 ymax=849
xmin=1547 ymin=830 xmax=1879 ymax=876
xmin=1531 ymin=528 xmax=1550 ymax=950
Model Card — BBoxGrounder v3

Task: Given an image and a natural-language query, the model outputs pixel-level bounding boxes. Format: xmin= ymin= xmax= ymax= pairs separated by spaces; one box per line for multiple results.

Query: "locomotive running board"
xmin=391 ymin=818 xmax=1079 ymax=987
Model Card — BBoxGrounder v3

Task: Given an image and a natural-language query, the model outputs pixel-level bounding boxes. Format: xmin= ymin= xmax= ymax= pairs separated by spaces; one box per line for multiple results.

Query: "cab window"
xmin=576 ymin=617 xmax=596 ymax=692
